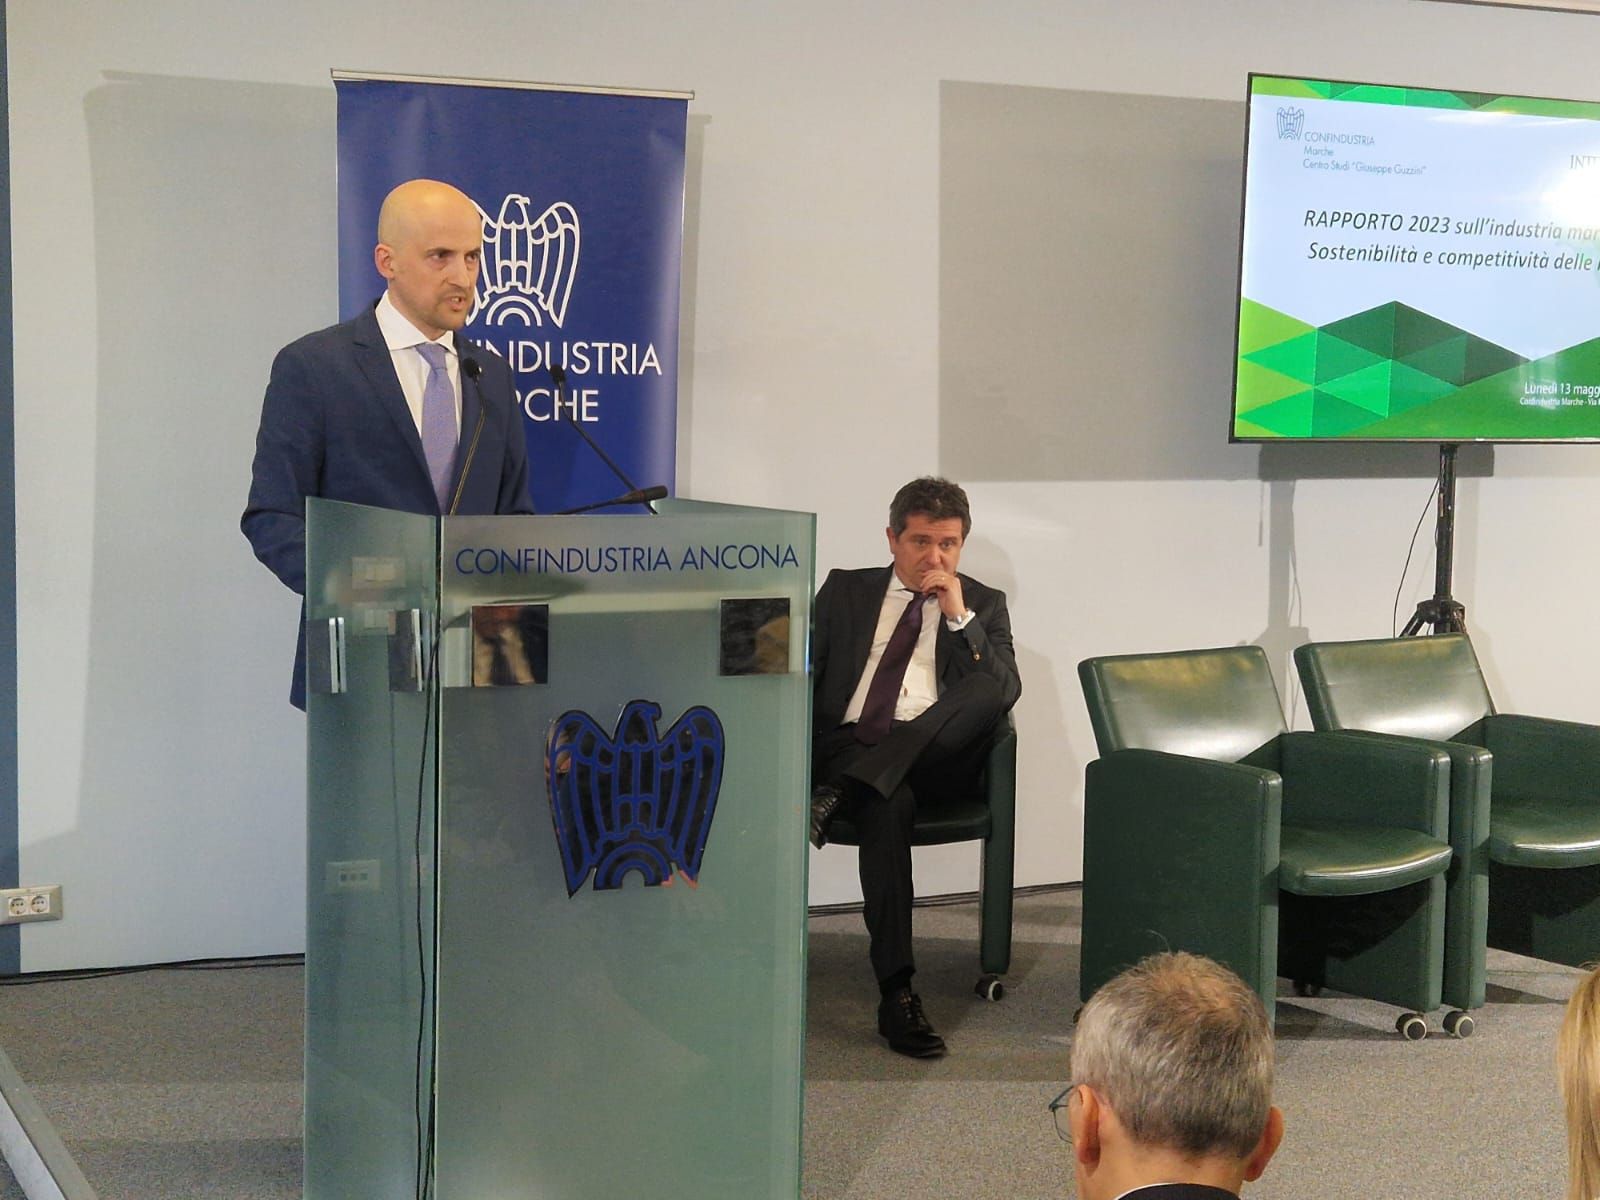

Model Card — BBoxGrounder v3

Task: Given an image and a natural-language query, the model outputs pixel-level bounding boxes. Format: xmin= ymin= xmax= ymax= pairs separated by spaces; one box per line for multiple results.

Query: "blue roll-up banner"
xmin=334 ymin=74 xmax=688 ymax=515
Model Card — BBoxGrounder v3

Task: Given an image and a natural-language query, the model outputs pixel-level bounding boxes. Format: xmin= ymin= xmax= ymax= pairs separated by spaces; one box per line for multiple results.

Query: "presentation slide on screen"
xmin=1235 ymin=75 xmax=1600 ymax=441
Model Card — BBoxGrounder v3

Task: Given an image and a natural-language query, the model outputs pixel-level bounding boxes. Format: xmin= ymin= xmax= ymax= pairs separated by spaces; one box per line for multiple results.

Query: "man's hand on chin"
xmin=916 ymin=569 xmax=966 ymax=622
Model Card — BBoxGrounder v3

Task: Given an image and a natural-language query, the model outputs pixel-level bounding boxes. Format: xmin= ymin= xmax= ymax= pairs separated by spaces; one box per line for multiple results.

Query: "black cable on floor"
xmin=0 ymin=954 xmax=302 ymax=986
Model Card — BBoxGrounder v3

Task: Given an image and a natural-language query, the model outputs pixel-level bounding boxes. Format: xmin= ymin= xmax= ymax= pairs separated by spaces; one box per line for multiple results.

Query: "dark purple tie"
xmin=855 ymin=592 xmax=925 ymax=745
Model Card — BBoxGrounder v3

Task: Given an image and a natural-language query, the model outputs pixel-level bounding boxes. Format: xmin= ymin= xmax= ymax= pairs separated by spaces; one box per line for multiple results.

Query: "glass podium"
xmin=303 ymin=497 xmax=815 ymax=1199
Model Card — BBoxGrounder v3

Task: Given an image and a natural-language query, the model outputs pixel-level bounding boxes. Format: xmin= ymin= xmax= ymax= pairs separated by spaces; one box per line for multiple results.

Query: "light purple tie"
xmin=415 ymin=342 xmax=457 ymax=510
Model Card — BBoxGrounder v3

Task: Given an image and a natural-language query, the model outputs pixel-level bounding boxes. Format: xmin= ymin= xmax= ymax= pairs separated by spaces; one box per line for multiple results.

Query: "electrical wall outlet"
xmin=325 ymin=860 xmax=381 ymax=893
xmin=0 ymin=885 xmax=62 ymax=924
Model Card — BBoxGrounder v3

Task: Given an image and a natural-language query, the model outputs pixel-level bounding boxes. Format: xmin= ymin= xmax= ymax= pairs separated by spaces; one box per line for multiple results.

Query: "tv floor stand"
xmin=1402 ymin=442 xmax=1466 ymax=636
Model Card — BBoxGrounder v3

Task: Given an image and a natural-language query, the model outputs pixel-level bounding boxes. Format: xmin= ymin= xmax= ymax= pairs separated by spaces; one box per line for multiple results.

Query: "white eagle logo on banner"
xmin=472 ymin=193 xmax=581 ymax=328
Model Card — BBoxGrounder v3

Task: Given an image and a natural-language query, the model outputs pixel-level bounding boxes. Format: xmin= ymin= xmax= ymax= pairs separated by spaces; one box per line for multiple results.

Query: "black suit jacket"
xmin=242 ymin=305 xmax=534 ymax=706
xmin=810 ymin=564 xmax=1020 ymax=735
xmin=1117 ymin=1185 xmax=1239 ymax=1199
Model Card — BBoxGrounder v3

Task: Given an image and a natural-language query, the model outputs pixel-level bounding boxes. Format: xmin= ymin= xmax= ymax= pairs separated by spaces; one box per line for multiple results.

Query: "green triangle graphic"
xmin=1319 ymin=361 xmax=1396 ymax=416
xmin=1255 ymin=80 xmax=1600 ymax=123
xmin=1236 ymin=358 xmax=1313 ymax=415
xmin=1310 ymin=390 xmax=1382 ymax=437
xmin=1463 ymin=336 xmax=1527 ymax=385
xmin=1246 ymin=331 xmax=1318 ymax=385
xmin=1313 ymin=331 xmax=1386 ymax=384
xmin=1321 ymin=359 xmax=1461 ymax=418
xmin=1238 ymin=298 xmax=1314 ymax=356
xmin=1391 ymin=305 xmax=1466 ymax=358
xmin=1400 ymin=334 xmax=1469 ymax=386
xmin=1241 ymin=390 xmax=1316 ymax=437
xmin=1246 ymin=299 xmax=1542 ymax=436
xmin=1329 ymin=84 xmax=1408 ymax=106
xmin=1250 ymin=77 xmax=1329 ymax=100
xmin=1234 ymin=415 xmax=1282 ymax=438
xmin=1385 ymin=362 xmax=1461 ymax=415
xmin=1323 ymin=305 xmax=1398 ymax=359
xmin=1324 ymin=301 xmax=1485 ymax=362
xmin=1404 ymin=89 xmax=1472 ymax=111
xmin=1339 ymin=337 xmax=1600 ymax=439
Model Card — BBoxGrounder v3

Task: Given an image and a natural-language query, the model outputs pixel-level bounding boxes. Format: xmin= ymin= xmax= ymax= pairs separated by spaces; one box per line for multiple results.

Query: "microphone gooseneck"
xmin=447 ymin=355 xmax=488 ymax=517
xmin=547 ymin=364 xmax=665 ymax=514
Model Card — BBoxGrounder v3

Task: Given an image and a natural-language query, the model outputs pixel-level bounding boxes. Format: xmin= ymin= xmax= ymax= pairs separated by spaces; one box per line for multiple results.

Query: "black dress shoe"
xmin=810 ymin=783 xmax=845 ymax=849
xmin=877 ymin=987 xmax=947 ymax=1058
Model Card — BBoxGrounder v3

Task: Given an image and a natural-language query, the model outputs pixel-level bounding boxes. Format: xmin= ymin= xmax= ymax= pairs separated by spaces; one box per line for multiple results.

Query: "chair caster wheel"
xmin=975 ymin=974 xmax=1005 ymax=1001
xmin=1443 ymin=1009 xmax=1475 ymax=1039
xmin=1396 ymin=1012 xmax=1428 ymax=1041
xmin=1292 ymin=980 xmax=1322 ymax=997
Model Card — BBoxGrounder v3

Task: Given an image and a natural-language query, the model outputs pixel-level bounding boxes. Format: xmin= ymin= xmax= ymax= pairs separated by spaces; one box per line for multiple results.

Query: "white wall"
xmin=8 ymin=0 xmax=1600 ymax=969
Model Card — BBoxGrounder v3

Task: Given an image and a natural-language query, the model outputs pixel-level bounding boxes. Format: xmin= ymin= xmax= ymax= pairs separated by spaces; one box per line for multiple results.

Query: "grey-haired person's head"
xmin=1071 ymin=951 xmax=1275 ymax=1160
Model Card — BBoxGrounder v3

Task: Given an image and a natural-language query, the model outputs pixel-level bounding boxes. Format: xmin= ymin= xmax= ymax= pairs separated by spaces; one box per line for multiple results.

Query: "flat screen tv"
xmin=1232 ymin=73 xmax=1600 ymax=442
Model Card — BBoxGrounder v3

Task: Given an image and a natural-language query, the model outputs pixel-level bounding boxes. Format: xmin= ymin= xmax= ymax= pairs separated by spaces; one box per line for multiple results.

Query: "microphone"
xmin=549 ymin=365 xmax=665 ymax=513
xmin=447 ymin=356 xmax=488 ymax=517
xmin=619 ymin=485 xmax=669 ymax=505
xmin=556 ymin=485 xmax=669 ymax=516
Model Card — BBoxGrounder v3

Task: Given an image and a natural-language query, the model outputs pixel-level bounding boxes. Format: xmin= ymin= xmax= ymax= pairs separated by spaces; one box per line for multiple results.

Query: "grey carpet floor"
xmin=0 ymin=888 xmax=1580 ymax=1198
xmin=808 ymin=891 xmax=1574 ymax=1199
xmin=0 ymin=959 xmax=302 ymax=1199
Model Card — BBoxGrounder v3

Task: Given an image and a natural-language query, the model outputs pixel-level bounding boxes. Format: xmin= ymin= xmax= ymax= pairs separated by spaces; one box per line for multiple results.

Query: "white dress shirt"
xmin=374 ymin=291 xmax=462 ymax=437
xmin=842 ymin=575 xmax=954 ymax=726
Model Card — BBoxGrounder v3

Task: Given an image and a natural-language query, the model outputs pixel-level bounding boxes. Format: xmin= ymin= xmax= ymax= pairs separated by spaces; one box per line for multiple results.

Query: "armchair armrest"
xmin=1278 ymin=730 xmax=1450 ymax=838
xmin=978 ymin=716 xmax=1017 ymax=977
xmin=1484 ymin=714 xmax=1600 ymax=801
xmin=984 ymin=716 xmax=1017 ymax=824
xmin=1081 ymin=749 xmax=1281 ymax=1007
xmin=1290 ymin=728 xmax=1489 ymax=855
xmin=1085 ymin=748 xmax=1280 ymax=858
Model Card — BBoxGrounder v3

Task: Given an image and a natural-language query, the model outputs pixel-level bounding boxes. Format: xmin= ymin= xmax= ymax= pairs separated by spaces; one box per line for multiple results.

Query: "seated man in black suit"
xmin=809 ymin=477 xmax=1020 ymax=1057
xmin=1062 ymin=952 xmax=1285 ymax=1200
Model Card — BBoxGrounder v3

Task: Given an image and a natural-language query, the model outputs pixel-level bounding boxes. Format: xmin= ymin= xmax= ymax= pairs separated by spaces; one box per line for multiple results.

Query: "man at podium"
xmin=808 ymin=477 xmax=1020 ymax=1057
xmin=242 ymin=178 xmax=534 ymax=707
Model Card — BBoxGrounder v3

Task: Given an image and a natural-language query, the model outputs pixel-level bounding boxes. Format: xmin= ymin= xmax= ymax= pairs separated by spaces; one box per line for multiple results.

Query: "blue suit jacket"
xmin=242 ymin=304 xmax=534 ymax=707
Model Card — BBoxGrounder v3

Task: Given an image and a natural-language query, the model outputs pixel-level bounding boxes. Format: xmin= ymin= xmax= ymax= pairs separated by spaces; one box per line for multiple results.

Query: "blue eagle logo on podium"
xmin=545 ymin=700 xmax=726 ymax=896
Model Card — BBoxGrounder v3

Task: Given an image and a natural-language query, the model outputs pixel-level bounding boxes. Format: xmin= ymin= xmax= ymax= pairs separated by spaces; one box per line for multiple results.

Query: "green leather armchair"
xmin=1079 ymin=646 xmax=1460 ymax=1036
xmin=1296 ymin=633 xmax=1600 ymax=1010
xmin=825 ymin=715 xmax=1016 ymax=1000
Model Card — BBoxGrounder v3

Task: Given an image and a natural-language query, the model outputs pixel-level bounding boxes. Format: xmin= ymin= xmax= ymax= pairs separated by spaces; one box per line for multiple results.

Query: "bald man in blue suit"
xmin=243 ymin=179 xmax=534 ymax=707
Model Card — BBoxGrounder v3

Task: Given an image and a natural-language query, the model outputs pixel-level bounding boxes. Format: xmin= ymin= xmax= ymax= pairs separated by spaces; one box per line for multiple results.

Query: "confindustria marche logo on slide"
xmin=1271 ymin=110 xmax=1376 ymax=153
xmin=545 ymin=700 xmax=725 ymax=897
xmin=471 ymin=193 xmax=580 ymax=328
